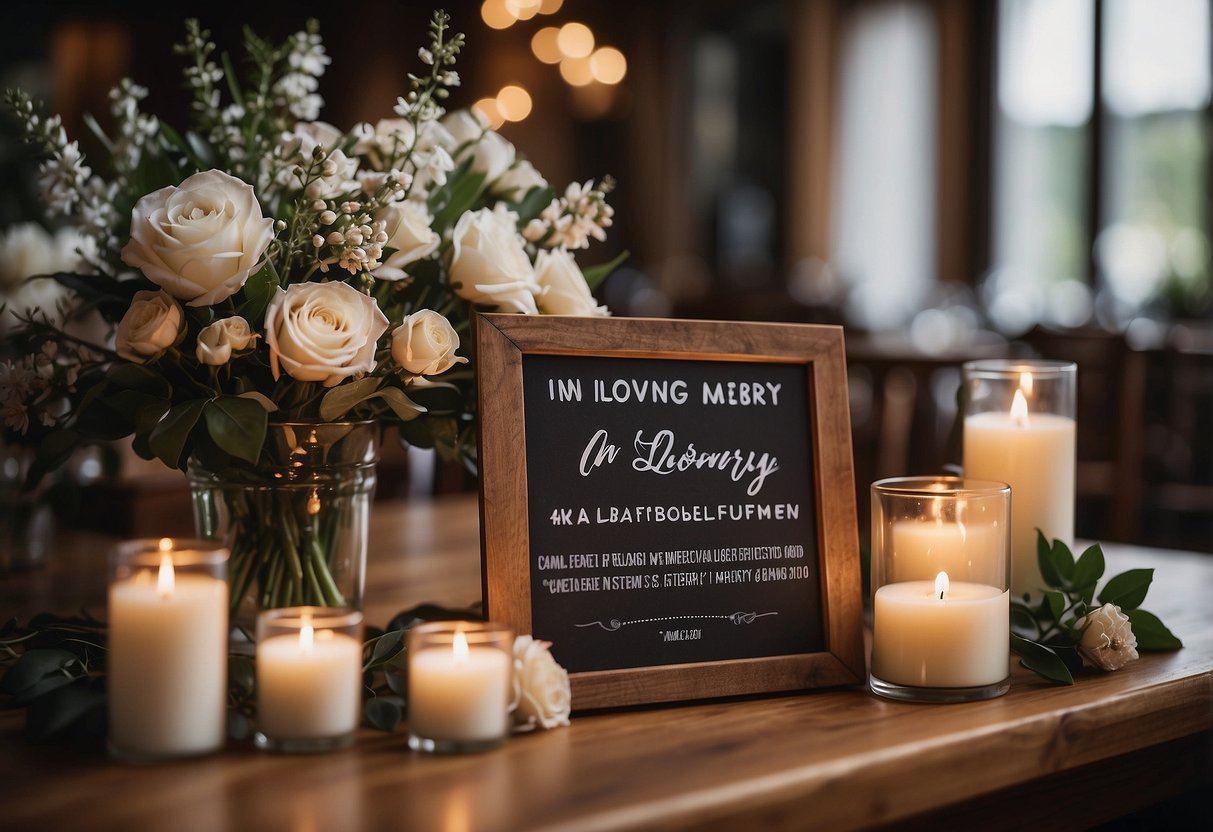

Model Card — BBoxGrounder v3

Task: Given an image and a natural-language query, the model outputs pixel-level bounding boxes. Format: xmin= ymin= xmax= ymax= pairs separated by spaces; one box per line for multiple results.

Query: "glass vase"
xmin=188 ymin=420 xmax=378 ymax=639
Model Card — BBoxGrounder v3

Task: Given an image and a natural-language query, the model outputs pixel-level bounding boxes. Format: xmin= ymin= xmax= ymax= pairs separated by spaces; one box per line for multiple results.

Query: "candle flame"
xmin=452 ymin=629 xmax=469 ymax=663
xmin=1010 ymin=388 xmax=1029 ymax=426
xmin=935 ymin=571 xmax=949 ymax=600
xmin=300 ymin=611 xmax=314 ymax=652
xmin=158 ymin=537 xmax=173 ymax=552
xmin=1019 ymin=371 xmax=1034 ymax=397
xmin=157 ymin=552 xmax=175 ymax=599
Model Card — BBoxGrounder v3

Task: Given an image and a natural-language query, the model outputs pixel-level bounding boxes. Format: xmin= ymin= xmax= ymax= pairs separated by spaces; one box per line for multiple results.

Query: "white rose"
xmin=115 ymin=289 xmax=184 ymax=363
xmin=509 ymin=635 xmax=571 ymax=732
xmin=439 ymin=108 xmax=488 ymax=151
xmin=448 ymin=204 xmax=539 ymax=314
xmin=352 ymin=118 xmax=414 ymax=169
xmin=120 ymin=169 xmax=275 ymax=307
xmin=439 ymin=109 xmax=515 ymax=182
xmin=535 ymin=248 xmax=609 ymax=316
xmin=264 ymin=281 xmax=389 ymax=387
xmin=490 ymin=160 xmax=548 ymax=203
xmin=196 ymin=316 xmax=256 ymax=366
xmin=373 ymin=201 xmax=440 ymax=281
xmin=1078 ymin=603 xmax=1139 ymax=671
xmin=472 ymin=131 xmax=516 ymax=184
xmin=391 ymin=309 xmax=468 ymax=376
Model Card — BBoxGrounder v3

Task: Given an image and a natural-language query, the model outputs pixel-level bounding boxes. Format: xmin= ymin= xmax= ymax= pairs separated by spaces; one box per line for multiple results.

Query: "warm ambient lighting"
xmin=496 ymin=85 xmax=533 ymax=121
xmin=1010 ymin=387 xmax=1029 ymax=426
xmin=505 ymin=0 xmax=540 ymax=20
xmin=539 ymin=0 xmax=564 ymax=13
xmin=559 ymin=56 xmax=595 ymax=87
xmin=589 ymin=46 xmax=627 ymax=84
xmin=472 ymin=97 xmax=505 ymax=130
xmin=481 ymin=0 xmax=515 ymax=30
xmin=157 ymin=551 xmax=175 ymax=598
xmin=934 ymin=571 xmax=949 ymax=600
xmin=531 ymin=26 xmax=562 ymax=63
xmin=452 ymin=628 xmax=470 ymax=663
xmin=557 ymin=22 xmax=595 ymax=59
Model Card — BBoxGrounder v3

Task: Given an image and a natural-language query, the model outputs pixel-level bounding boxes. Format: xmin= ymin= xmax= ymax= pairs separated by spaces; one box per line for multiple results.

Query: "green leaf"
xmin=1044 ymin=590 xmax=1066 ymax=624
xmin=364 ymin=697 xmax=404 ymax=732
xmin=1010 ymin=633 xmax=1075 ymax=685
xmin=430 ymin=170 xmax=488 ymax=233
xmin=1036 ymin=530 xmax=1061 ymax=587
xmin=1126 ymin=609 xmax=1183 ymax=650
xmin=148 ymin=399 xmax=209 ymax=469
xmin=237 ymin=391 xmax=278 ymax=413
xmin=24 ymin=430 xmax=81 ymax=489
xmin=1071 ymin=544 xmax=1106 ymax=592
xmin=1010 ymin=601 xmax=1036 ymax=631
xmin=204 ymin=396 xmax=268 ymax=464
xmin=23 ymin=683 xmax=106 ymax=744
xmin=364 ymin=630 xmax=404 ymax=670
xmin=512 ymin=184 xmax=555 ymax=224
xmin=0 ymin=648 xmax=76 ymax=695
xmin=235 ymin=261 xmax=278 ymax=325
xmin=1041 ymin=535 xmax=1075 ymax=588
xmin=319 ymin=376 xmax=383 ymax=421
xmin=1098 ymin=568 xmax=1154 ymax=611
xmin=582 ymin=249 xmax=630 ymax=291
xmin=370 ymin=387 xmax=427 ymax=422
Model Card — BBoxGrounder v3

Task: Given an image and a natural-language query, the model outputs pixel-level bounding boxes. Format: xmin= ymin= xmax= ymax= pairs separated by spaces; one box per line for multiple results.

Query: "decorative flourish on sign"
xmin=575 ymin=611 xmax=777 ymax=632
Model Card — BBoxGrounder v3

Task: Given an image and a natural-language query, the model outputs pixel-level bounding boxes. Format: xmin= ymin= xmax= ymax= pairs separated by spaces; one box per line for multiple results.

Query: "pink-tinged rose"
xmin=448 ymin=204 xmax=539 ymax=314
xmin=120 ymin=169 xmax=274 ymax=306
xmin=391 ymin=310 xmax=467 ymax=376
xmin=195 ymin=316 xmax=256 ymax=366
xmin=535 ymin=248 xmax=609 ymax=316
xmin=115 ymin=289 xmax=184 ymax=363
xmin=264 ymin=281 xmax=389 ymax=387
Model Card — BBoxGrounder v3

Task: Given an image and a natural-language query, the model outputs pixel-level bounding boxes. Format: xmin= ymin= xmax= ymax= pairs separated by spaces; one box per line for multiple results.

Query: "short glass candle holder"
xmin=869 ymin=476 xmax=1011 ymax=703
xmin=407 ymin=621 xmax=513 ymax=753
xmin=254 ymin=607 xmax=364 ymax=753
xmin=962 ymin=358 xmax=1076 ymax=597
xmin=108 ymin=538 xmax=229 ymax=762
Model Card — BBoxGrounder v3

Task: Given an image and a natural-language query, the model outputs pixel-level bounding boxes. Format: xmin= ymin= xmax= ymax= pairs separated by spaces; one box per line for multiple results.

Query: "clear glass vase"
xmin=187 ymin=420 xmax=379 ymax=638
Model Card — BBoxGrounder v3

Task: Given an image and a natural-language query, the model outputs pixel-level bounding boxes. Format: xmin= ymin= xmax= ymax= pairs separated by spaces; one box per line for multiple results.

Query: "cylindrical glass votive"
xmin=962 ymin=359 xmax=1076 ymax=596
xmin=108 ymin=538 xmax=229 ymax=762
xmin=869 ymin=477 xmax=1011 ymax=703
xmin=407 ymin=621 xmax=513 ymax=753
xmin=255 ymin=607 xmax=364 ymax=752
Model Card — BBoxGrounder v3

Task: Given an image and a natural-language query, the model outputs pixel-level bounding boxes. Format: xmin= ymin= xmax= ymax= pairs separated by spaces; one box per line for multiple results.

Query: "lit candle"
xmin=964 ymin=371 xmax=1077 ymax=596
xmin=888 ymin=499 xmax=1004 ymax=586
xmin=255 ymin=607 xmax=363 ymax=751
xmin=407 ymin=623 xmax=513 ymax=752
xmin=108 ymin=538 xmax=228 ymax=760
xmin=871 ymin=571 xmax=1009 ymax=689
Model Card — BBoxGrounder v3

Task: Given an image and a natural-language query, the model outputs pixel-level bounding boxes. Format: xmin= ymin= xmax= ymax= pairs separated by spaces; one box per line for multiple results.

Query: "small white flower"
xmin=1078 ymin=603 xmax=1140 ymax=671
xmin=509 ymin=635 xmax=571 ymax=732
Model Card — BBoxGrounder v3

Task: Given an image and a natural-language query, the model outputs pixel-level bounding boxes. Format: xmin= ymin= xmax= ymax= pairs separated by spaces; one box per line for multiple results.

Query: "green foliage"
xmin=1009 ymin=532 xmax=1182 ymax=685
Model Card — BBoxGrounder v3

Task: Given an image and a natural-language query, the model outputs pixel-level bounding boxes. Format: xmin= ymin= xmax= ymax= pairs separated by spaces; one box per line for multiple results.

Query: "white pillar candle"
xmin=964 ymin=388 xmax=1076 ymax=596
xmin=889 ymin=514 xmax=1004 ymax=586
xmin=408 ymin=630 xmax=511 ymax=743
xmin=871 ymin=572 xmax=1009 ymax=689
xmin=256 ymin=619 xmax=362 ymax=741
xmin=109 ymin=544 xmax=228 ymax=759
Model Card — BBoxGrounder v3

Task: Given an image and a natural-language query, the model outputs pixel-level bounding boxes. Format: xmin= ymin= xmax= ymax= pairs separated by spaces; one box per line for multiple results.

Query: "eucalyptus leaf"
xmin=1126 ymin=609 xmax=1183 ymax=650
xmin=365 ymin=697 xmax=404 ymax=732
xmin=1010 ymin=633 xmax=1074 ymax=685
xmin=1098 ymin=568 xmax=1154 ymax=612
xmin=320 ymin=376 xmax=383 ymax=421
xmin=385 ymin=667 xmax=408 ymax=696
xmin=365 ymin=630 xmax=404 ymax=670
xmin=370 ymin=387 xmax=427 ymax=422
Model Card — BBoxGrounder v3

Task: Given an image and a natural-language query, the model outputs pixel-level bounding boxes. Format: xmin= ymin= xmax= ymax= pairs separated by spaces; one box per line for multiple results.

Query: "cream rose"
xmin=510 ymin=635 xmax=571 ymax=732
xmin=196 ymin=316 xmax=256 ymax=366
xmin=1078 ymin=603 xmax=1139 ymax=671
xmin=535 ymin=248 xmax=609 ymax=316
xmin=373 ymin=201 xmax=440 ymax=281
xmin=120 ymin=169 xmax=275 ymax=307
xmin=115 ymin=289 xmax=184 ymax=363
xmin=448 ymin=204 xmax=539 ymax=314
xmin=391 ymin=309 xmax=468 ymax=376
xmin=439 ymin=109 xmax=515 ymax=182
xmin=490 ymin=160 xmax=547 ymax=203
xmin=264 ymin=281 xmax=389 ymax=387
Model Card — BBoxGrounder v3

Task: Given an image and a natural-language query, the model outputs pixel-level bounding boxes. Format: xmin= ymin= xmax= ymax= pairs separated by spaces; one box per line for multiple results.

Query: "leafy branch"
xmin=1010 ymin=532 xmax=1183 ymax=684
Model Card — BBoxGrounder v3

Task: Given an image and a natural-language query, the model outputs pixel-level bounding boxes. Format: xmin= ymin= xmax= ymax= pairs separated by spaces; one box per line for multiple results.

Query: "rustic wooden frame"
xmin=476 ymin=314 xmax=865 ymax=709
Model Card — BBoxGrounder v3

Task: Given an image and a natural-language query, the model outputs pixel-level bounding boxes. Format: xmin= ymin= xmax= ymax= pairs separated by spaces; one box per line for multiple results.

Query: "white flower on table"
xmin=120 ymin=169 xmax=274 ymax=307
xmin=391 ymin=309 xmax=467 ymax=377
xmin=115 ymin=289 xmax=184 ymax=363
xmin=510 ymin=635 xmax=571 ymax=732
xmin=535 ymin=248 xmax=609 ymax=316
xmin=448 ymin=204 xmax=540 ymax=314
xmin=196 ymin=316 xmax=256 ymax=366
xmin=264 ymin=281 xmax=389 ymax=387
xmin=1078 ymin=602 xmax=1139 ymax=671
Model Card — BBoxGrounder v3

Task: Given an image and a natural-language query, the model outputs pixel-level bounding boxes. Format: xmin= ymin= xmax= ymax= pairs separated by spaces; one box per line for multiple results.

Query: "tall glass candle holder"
xmin=108 ymin=538 xmax=229 ymax=762
xmin=255 ymin=607 xmax=364 ymax=753
xmin=962 ymin=359 xmax=1076 ymax=596
xmin=869 ymin=476 xmax=1011 ymax=703
xmin=407 ymin=621 xmax=513 ymax=753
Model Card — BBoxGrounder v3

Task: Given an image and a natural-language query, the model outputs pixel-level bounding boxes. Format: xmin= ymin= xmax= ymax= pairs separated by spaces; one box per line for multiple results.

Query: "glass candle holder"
xmin=962 ymin=359 xmax=1076 ymax=597
xmin=108 ymin=538 xmax=229 ymax=762
xmin=255 ymin=607 xmax=364 ymax=753
xmin=407 ymin=621 xmax=513 ymax=753
xmin=869 ymin=477 xmax=1011 ymax=703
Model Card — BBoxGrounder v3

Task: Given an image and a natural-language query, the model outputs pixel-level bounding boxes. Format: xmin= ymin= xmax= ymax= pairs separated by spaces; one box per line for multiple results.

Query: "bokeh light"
xmin=589 ymin=47 xmax=627 ymax=84
xmin=557 ymin=22 xmax=595 ymax=59
xmin=539 ymin=0 xmax=564 ymax=13
xmin=481 ymin=0 xmax=515 ymax=30
xmin=496 ymin=85 xmax=533 ymax=121
xmin=559 ymin=56 xmax=595 ymax=86
xmin=531 ymin=27 xmax=562 ymax=64
xmin=473 ymin=97 xmax=505 ymax=130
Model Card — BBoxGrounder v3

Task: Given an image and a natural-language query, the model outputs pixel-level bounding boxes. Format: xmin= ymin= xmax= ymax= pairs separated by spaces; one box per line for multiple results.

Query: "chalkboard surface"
xmin=521 ymin=354 xmax=823 ymax=673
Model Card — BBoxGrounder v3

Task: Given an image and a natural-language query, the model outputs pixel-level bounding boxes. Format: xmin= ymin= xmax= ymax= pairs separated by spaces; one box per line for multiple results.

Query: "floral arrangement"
xmin=1 ymin=10 xmax=621 ymax=491
xmin=1009 ymin=533 xmax=1181 ymax=684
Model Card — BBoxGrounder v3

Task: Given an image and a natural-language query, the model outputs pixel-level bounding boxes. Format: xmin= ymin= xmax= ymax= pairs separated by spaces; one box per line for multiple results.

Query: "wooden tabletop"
xmin=2 ymin=493 xmax=1211 ymax=831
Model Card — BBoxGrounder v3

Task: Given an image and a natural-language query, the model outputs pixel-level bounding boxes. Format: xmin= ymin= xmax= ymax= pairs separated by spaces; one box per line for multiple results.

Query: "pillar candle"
xmin=888 ymin=514 xmax=1004 ymax=586
xmin=256 ymin=621 xmax=362 ymax=741
xmin=408 ymin=630 xmax=511 ymax=743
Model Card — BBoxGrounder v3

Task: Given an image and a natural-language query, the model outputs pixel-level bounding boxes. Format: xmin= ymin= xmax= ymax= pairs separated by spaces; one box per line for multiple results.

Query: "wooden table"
xmin=2 ymin=493 xmax=1211 ymax=831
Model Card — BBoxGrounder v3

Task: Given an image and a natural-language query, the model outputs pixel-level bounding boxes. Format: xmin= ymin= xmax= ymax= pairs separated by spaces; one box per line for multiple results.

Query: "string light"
xmin=496 ymin=85 xmax=533 ymax=121
xmin=559 ymin=56 xmax=595 ymax=86
xmin=481 ymin=0 xmax=515 ymax=30
xmin=557 ymin=22 xmax=595 ymax=59
xmin=531 ymin=26 xmax=562 ymax=64
xmin=589 ymin=47 xmax=627 ymax=84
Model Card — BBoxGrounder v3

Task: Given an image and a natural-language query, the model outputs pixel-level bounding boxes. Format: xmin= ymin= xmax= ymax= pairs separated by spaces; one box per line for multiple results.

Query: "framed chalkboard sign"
xmin=476 ymin=314 xmax=864 ymax=709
